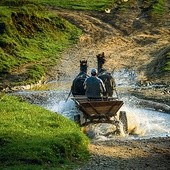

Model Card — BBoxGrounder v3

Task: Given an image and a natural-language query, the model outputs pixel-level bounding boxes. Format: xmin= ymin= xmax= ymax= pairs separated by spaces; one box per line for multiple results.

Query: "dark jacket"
xmin=84 ymin=76 xmax=106 ymax=98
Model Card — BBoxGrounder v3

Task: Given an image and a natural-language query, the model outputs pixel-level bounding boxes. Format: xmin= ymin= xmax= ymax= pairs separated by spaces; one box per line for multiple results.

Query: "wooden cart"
xmin=71 ymin=96 xmax=128 ymax=134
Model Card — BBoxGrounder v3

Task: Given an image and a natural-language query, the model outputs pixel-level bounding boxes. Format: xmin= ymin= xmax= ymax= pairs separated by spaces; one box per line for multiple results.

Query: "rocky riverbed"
xmin=77 ymin=137 xmax=170 ymax=170
xmin=13 ymin=82 xmax=170 ymax=170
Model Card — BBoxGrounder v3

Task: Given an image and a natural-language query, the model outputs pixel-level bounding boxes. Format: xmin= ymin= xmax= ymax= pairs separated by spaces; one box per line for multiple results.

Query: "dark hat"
xmin=91 ymin=68 xmax=97 ymax=74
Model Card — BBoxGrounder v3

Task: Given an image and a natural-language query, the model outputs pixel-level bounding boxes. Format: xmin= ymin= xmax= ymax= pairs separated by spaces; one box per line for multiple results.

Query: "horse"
xmin=97 ymin=52 xmax=116 ymax=97
xmin=71 ymin=60 xmax=88 ymax=96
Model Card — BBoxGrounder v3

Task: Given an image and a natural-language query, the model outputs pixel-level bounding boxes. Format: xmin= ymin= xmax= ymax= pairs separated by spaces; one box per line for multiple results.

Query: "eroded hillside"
xmin=0 ymin=1 xmax=169 ymax=91
xmin=50 ymin=5 xmax=170 ymax=85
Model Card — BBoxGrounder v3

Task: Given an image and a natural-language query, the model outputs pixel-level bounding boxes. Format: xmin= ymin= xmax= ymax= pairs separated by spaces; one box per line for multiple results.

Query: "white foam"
xmin=43 ymin=93 xmax=170 ymax=139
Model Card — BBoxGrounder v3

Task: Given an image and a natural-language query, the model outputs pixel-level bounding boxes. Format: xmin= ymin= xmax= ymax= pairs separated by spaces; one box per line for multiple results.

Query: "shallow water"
xmin=15 ymin=70 xmax=170 ymax=139
xmin=16 ymin=87 xmax=170 ymax=139
xmin=40 ymin=90 xmax=170 ymax=139
xmin=121 ymin=106 xmax=170 ymax=138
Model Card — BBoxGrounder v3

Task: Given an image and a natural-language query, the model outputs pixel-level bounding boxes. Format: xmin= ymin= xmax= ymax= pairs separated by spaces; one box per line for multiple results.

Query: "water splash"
xmin=41 ymin=90 xmax=170 ymax=139
xmin=46 ymin=99 xmax=78 ymax=120
xmin=14 ymin=69 xmax=170 ymax=140
xmin=114 ymin=68 xmax=137 ymax=87
xmin=120 ymin=105 xmax=170 ymax=138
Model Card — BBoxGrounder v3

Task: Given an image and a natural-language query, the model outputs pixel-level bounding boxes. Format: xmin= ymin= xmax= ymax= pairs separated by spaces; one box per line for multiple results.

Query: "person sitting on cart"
xmin=84 ymin=68 xmax=106 ymax=99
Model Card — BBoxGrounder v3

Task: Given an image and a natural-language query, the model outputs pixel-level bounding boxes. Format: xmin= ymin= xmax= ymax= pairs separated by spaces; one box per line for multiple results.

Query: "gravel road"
xmin=77 ymin=137 xmax=170 ymax=170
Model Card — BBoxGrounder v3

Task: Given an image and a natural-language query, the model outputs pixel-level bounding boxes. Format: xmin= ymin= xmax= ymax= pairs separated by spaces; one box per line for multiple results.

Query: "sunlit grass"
xmin=0 ymin=95 xmax=89 ymax=169
xmin=28 ymin=0 xmax=115 ymax=11
xmin=0 ymin=4 xmax=81 ymax=85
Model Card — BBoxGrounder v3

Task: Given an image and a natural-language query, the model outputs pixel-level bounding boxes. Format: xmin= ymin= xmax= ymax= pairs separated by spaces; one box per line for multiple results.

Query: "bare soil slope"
xmin=50 ymin=7 xmax=170 ymax=84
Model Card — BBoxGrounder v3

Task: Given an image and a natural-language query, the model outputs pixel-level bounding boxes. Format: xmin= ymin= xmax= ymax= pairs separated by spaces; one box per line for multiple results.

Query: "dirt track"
xmin=49 ymin=7 xmax=170 ymax=105
xmin=77 ymin=137 xmax=170 ymax=170
xmin=49 ymin=7 xmax=170 ymax=170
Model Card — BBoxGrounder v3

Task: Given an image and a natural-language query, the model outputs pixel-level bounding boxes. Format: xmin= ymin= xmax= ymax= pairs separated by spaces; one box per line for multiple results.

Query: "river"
xmin=14 ymin=69 xmax=170 ymax=140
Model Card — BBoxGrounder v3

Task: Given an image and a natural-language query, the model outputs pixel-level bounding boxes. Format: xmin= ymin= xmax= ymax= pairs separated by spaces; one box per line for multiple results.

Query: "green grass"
xmin=0 ymin=95 xmax=89 ymax=169
xmin=152 ymin=0 xmax=168 ymax=16
xmin=0 ymin=0 xmax=116 ymax=11
xmin=163 ymin=52 xmax=170 ymax=71
xmin=0 ymin=3 xmax=82 ymax=85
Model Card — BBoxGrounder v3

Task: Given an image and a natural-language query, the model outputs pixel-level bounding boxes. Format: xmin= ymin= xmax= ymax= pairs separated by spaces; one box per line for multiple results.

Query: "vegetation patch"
xmin=164 ymin=52 xmax=170 ymax=71
xmin=0 ymin=95 xmax=89 ymax=169
xmin=152 ymin=0 xmax=168 ymax=16
xmin=28 ymin=0 xmax=115 ymax=11
xmin=0 ymin=3 xmax=81 ymax=86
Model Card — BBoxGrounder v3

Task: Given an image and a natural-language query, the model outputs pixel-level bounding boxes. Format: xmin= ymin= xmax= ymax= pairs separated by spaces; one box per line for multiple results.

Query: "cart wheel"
xmin=119 ymin=111 xmax=128 ymax=134
xmin=74 ymin=114 xmax=81 ymax=125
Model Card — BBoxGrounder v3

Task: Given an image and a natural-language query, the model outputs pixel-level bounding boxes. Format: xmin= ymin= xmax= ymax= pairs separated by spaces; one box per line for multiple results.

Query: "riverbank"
xmin=77 ymin=137 xmax=170 ymax=170
xmin=12 ymin=86 xmax=170 ymax=170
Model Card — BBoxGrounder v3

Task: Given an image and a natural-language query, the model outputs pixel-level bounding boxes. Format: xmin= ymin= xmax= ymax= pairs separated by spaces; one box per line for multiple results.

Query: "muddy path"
xmin=77 ymin=137 xmax=170 ymax=170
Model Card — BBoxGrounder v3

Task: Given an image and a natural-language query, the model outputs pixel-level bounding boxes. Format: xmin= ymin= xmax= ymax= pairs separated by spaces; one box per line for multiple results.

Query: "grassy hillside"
xmin=1 ymin=0 xmax=115 ymax=11
xmin=0 ymin=3 xmax=81 ymax=88
xmin=0 ymin=95 xmax=89 ymax=169
xmin=0 ymin=0 xmax=169 ymax=89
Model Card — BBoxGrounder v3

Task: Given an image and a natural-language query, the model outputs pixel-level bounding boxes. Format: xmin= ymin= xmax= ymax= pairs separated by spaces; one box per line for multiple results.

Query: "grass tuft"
xmin=163 ymin=52 xmax=170 ymax=71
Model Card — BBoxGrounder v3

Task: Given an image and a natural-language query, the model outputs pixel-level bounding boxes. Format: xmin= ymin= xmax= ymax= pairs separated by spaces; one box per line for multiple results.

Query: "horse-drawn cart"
xmin=71 ymin=96 xmax=128 ymax=134
xmin=70 ymin=54 xmax=128 ymax=134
